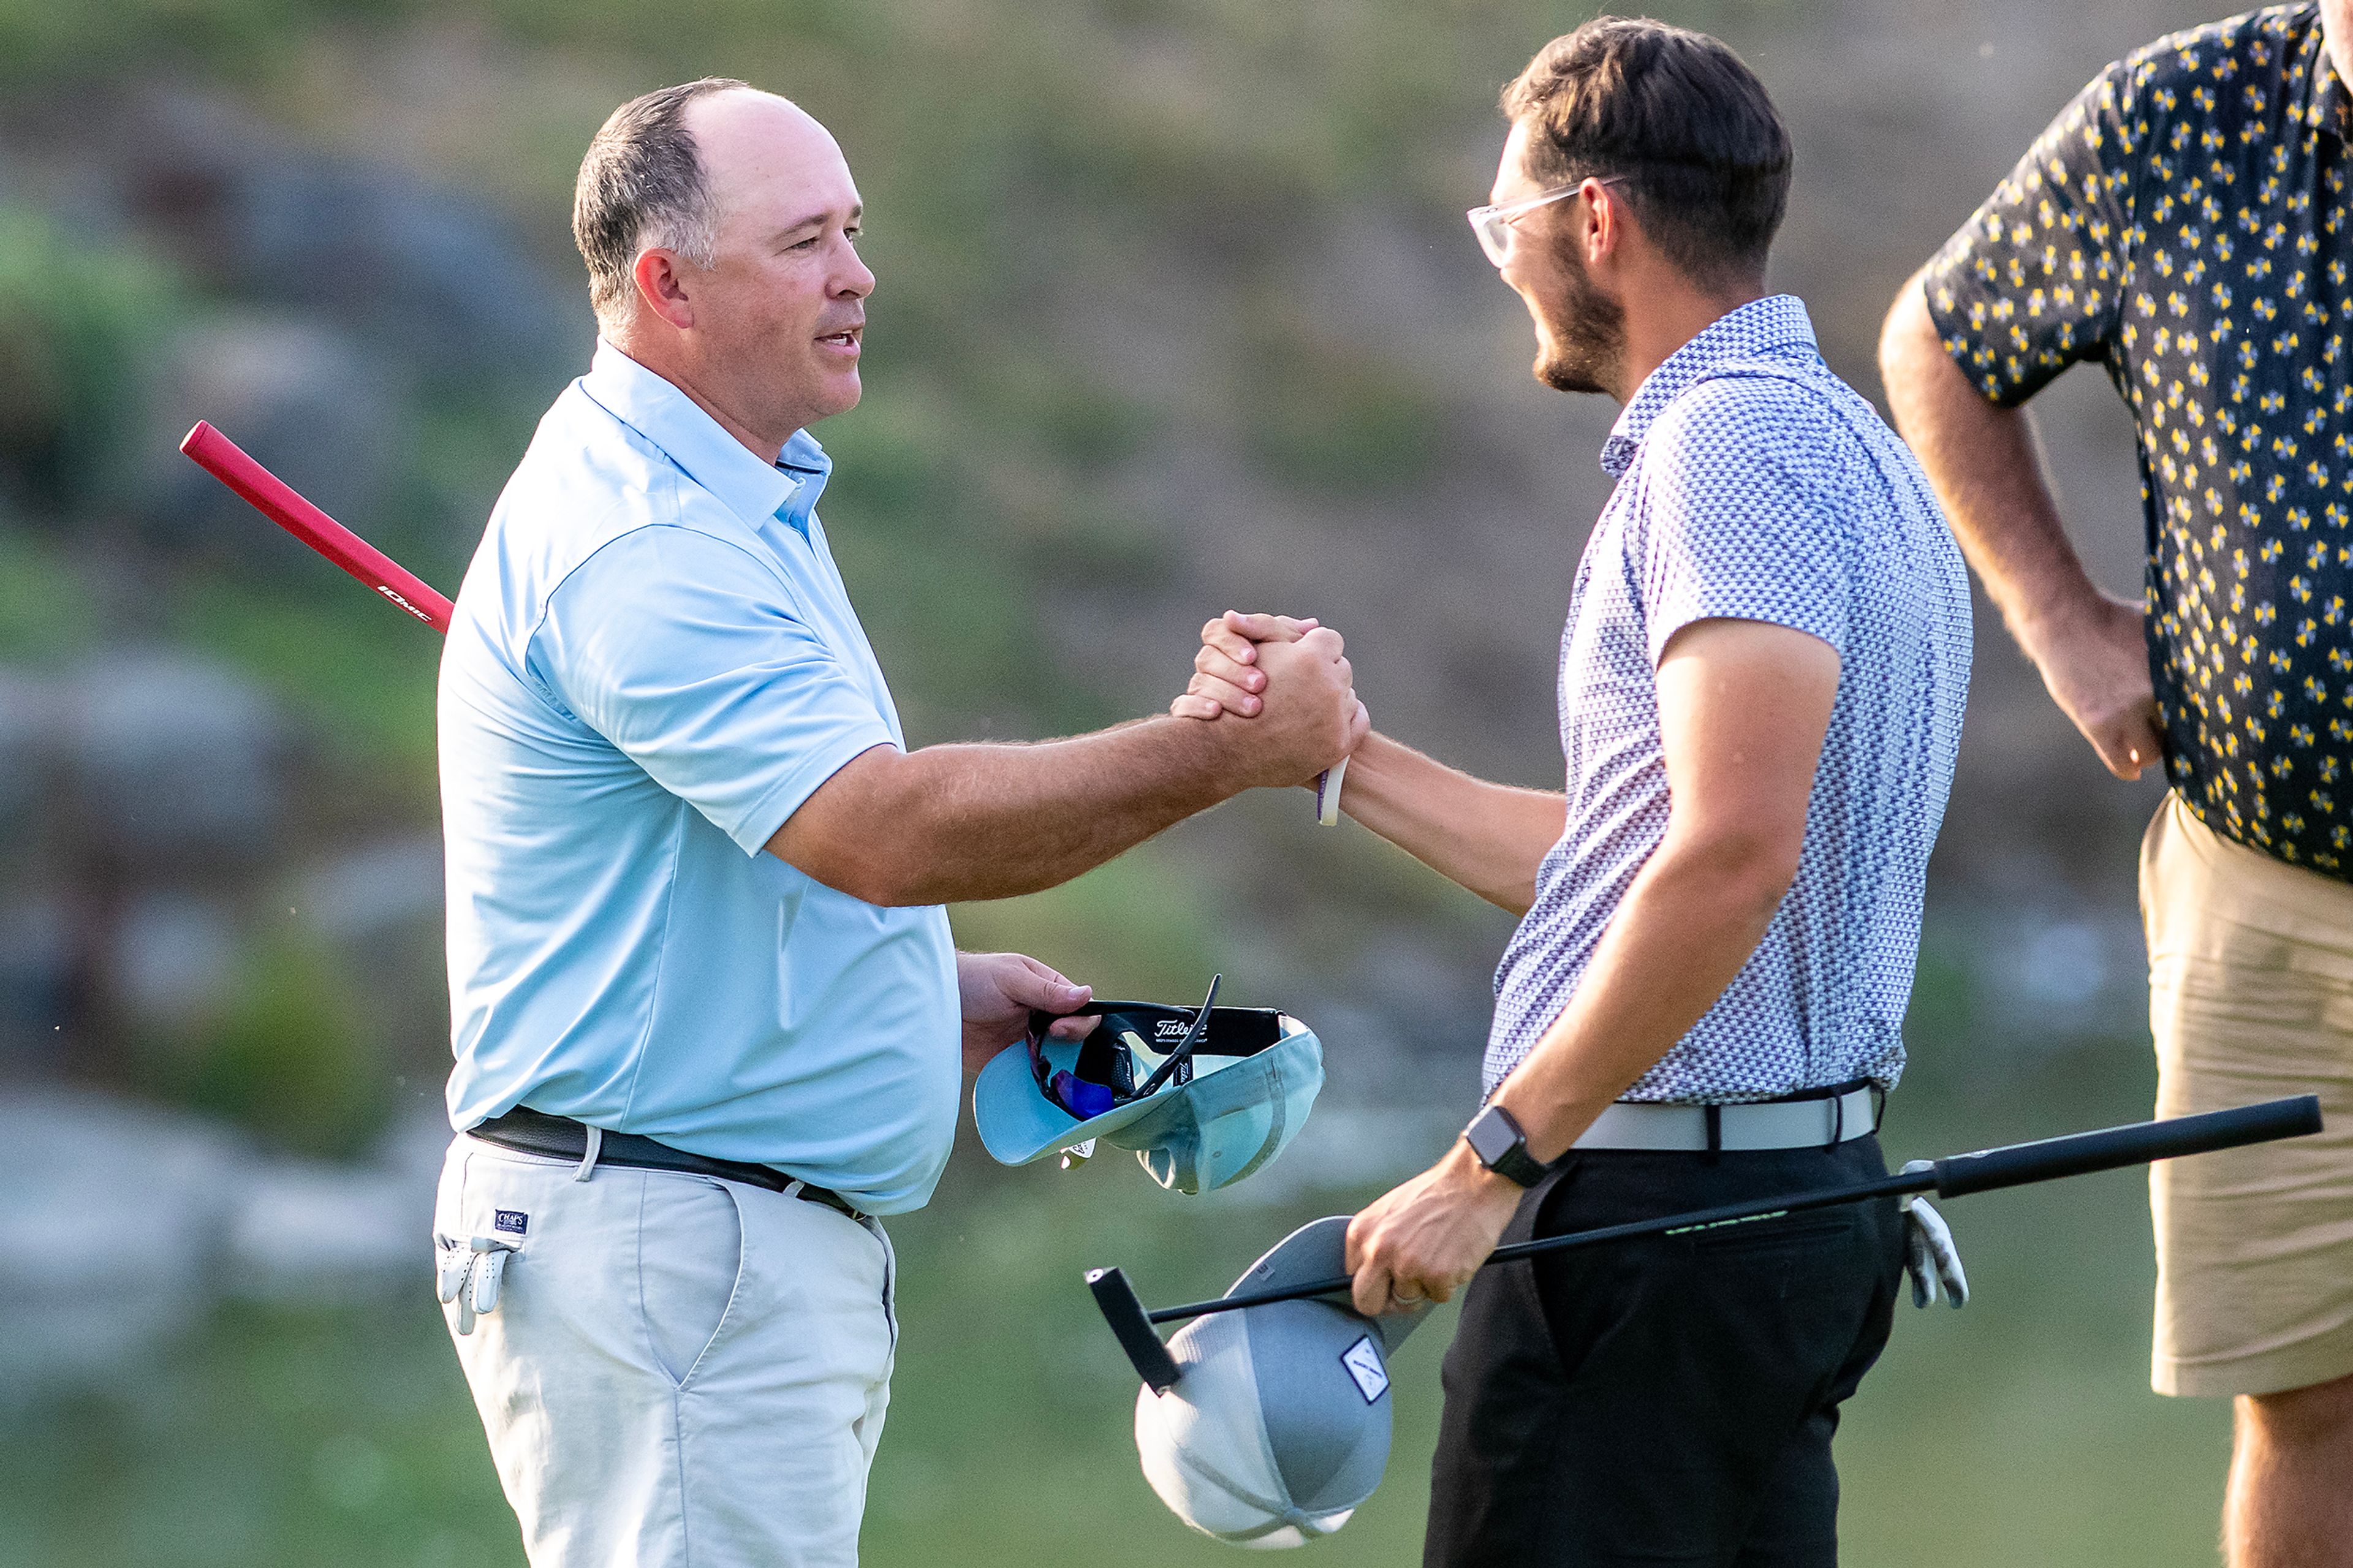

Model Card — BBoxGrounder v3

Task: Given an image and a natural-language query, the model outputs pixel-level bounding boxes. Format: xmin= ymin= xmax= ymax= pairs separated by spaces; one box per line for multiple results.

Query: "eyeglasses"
xmin=1029 ymin=975 xmax=1222 ymax=1120
xmin=1466 ymin=175 xmax=1629 ymax=266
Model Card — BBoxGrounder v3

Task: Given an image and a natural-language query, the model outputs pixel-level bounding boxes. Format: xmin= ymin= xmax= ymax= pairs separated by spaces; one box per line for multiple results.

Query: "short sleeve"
xmin=1637 ymin=382 xmax=1848 ymax=666
xmin=531 ymin=525 xmax=898 ymax=855
xmin=1923 ymin=56 xmax=2143 ymax=407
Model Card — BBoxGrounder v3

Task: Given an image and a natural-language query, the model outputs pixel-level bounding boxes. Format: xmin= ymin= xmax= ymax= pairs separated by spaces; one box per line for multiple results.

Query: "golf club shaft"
xmin=1929 ymin=1093 xmax=2317 ymax=1196
xmin=1138 ymin=1094 xmax=2321 ymax=1324
xmin=1145 ymin=1170 xmax=1927 ymax=1324
xmin=180 ymin=421 xmax=454 ymax=633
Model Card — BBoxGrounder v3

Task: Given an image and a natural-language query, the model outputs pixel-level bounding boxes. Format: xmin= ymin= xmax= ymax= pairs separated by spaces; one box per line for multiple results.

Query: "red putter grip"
xmin=180 ymin=420 xmax=454 ymax=634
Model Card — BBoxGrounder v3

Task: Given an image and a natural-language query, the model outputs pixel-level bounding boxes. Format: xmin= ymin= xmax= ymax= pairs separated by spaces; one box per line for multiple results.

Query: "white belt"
xmin=1572 ymin=1086 xmax=1880 ymax=1153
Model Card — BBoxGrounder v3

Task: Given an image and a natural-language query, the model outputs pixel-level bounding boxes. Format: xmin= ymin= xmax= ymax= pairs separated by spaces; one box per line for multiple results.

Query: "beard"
xmin=1531 ymin=244 xmax=1626 ymax=396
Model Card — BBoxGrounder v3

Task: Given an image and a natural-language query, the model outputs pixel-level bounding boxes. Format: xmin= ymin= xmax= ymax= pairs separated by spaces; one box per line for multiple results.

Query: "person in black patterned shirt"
xmin=1881 ymin=6 xmax=2353 ymax=1562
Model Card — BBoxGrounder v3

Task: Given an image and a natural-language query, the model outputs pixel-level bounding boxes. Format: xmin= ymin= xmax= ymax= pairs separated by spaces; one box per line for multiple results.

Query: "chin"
xmin=1534 ymin=346 xmax=1609 ymax=397
xmin=807 ymin=368 xmax=863 ymax=424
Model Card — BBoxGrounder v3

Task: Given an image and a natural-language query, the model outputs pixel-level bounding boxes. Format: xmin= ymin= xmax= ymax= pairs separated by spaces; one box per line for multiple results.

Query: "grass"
xmin=0 ymin=1066 xmax=2239 ymax=1568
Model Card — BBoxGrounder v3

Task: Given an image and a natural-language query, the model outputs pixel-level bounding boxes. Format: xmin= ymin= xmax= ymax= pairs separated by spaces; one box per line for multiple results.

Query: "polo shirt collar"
xmin=580 ymin=340 xmax=833 ymax=533
xmin=1599 ymin=294 xmax=1816 ymax=478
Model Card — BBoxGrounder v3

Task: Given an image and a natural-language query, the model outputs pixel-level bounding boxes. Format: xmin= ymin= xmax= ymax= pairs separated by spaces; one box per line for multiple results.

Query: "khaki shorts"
xmin=2144 ymin=792 xmax=2353 ymax=1397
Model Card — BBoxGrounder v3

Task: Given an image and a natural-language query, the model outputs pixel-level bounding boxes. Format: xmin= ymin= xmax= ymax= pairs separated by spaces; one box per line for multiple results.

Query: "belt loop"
xmin=1825 ymin=1091 xmax=1844 ymax=1150
xmin=1870 ymin=1082 xmax=1887 ymax=1132
xmin=784 ymin=1179 xmax=806 ymax=1201
xmin=572 ymin=1124 xmax=603 ymax=1183
xmin=1703 ymin=1104 xmax=1722 ymax=1158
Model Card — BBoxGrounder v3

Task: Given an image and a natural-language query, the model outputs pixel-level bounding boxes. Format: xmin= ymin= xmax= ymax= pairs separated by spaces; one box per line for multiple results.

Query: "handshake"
xmin=1169 ymin=611 xmax=1369 ymax=804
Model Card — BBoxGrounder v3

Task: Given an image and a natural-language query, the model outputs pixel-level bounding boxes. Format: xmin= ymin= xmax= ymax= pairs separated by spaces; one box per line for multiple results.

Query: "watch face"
xmin=1466 ymin=1107 xmax=1517 ymax=1166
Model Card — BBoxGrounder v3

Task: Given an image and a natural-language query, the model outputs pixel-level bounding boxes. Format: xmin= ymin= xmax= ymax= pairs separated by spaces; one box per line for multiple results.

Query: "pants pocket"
xmin=863 ymin=1216 xmax=898 ymax=1357
xmin=636 ymin=1175 xmax=745 ymax=1387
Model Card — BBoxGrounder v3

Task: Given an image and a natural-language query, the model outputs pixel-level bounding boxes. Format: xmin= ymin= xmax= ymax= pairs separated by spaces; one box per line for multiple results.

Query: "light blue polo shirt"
xmin=438 ymin=341 xmax=960 ymax=1214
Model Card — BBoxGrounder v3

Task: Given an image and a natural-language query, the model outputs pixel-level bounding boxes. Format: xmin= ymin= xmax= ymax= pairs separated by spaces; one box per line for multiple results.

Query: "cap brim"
xmin=1227 ymin=1215 xmax=1431 ymax=1352
xmin=972 ymin=1036 xmax=1170 ymax=1165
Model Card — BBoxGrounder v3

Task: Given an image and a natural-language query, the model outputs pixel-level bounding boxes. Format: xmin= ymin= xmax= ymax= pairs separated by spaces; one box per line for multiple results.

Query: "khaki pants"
xmin=434 ymin=1134 xmax=898 ymax=1566
xmin=2144 ymin=793 xmax=2353 ymax=1396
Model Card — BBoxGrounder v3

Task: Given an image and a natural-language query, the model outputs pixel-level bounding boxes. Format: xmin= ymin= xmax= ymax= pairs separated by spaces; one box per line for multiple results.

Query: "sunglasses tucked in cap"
xmin=972 ymin=979 xmax=1325 ymax=1194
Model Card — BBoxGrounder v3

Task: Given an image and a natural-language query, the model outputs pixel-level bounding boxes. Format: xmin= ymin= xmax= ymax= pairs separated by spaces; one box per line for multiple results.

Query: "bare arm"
xmin=769 ymin=629 xmax=1363 ymax=905
xmin=1341 ymin=618 xmax=1841 ymax=1315
xmin=1179 ymin=612 xmax=1563 ymax=912
xmin=1879 ymin=272 xmax=2161 ymax=779
xmin=1324 ymin=732 xmax=1563 ymax=914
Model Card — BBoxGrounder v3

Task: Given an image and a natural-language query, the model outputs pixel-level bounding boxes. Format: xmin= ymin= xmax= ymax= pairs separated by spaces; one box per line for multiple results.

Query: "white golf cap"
xmin=1131 ymin=1217 xmax=1430 ymax=1549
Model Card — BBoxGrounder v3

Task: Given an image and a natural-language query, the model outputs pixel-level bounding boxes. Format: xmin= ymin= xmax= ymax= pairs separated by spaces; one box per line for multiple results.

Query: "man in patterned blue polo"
xmin=1181 ymin=19 xmax=1971 ymax=1565
xmin=1881 ymin=7 xmax=2353 ymax=1561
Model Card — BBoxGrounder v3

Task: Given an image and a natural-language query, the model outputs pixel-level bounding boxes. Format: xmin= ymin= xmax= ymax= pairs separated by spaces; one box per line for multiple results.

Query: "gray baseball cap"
xmin=1131 ymin=1216 xmax=1431 ymax=1547
xmin=972 ymin=1002 xmax=1324 ymax=1194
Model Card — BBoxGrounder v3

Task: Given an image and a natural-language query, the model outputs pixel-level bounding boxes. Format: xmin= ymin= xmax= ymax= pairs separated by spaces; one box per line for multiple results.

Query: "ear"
xmin=631 ymin=248 xmax=697 ymax=331
xmin=1581 ymin=176 xmax=1624 ymax=269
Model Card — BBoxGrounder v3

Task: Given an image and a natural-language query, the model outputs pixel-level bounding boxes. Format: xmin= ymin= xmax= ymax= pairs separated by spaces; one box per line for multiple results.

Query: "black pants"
xmin=1425 ymin=1137 xmax=1904 ymax=1568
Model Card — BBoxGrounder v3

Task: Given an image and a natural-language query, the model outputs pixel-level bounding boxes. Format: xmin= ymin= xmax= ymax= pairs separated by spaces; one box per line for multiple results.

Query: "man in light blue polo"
xmin=429 ymin=78 xmax=1365 ymax=1568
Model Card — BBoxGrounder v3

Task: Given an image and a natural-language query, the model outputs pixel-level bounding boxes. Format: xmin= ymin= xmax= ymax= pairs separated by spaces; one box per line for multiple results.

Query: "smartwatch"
xmin=1463 ymin=1104 xmax=1552 ymax=1188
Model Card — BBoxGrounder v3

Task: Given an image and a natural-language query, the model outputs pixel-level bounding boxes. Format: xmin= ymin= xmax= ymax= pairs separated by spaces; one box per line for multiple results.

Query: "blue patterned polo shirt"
xmin=1925 ymin=4 xmax=2353 ymax=876
xmin=1483 ymin=297 xmax=1973 ymax=1103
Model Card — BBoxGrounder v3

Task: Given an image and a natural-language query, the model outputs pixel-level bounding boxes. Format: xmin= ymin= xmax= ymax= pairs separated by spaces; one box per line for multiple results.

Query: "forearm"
xmin=773 ymin=718 xmax=1245 ymax=904
xmin=1488 ymin=833 xmax=1793 ymax=1162
xmin=1879 ymin=274 xmax=2110 ymax=646
xmin=1340 ymin=732 xmax=1564 ymax=914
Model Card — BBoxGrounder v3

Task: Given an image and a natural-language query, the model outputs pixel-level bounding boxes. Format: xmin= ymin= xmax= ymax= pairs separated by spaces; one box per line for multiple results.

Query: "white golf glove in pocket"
xmin=1897 ymin=1161 xmax=1968 ymax=1308
xmin=437 ymin=1235 xmax=521 ymax=1335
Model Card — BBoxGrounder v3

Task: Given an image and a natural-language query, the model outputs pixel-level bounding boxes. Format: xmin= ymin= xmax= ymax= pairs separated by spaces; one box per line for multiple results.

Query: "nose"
xmin=835 ymin=237 xmax=876 ymax=300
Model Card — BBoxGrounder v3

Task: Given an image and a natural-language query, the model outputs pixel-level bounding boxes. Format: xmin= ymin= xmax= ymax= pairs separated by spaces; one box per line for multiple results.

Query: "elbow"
xmin=1488 ymin=877 xmax=1540 ymax=920
xmin=819 ymin=847 xmax=933 ymax=907
xmin=1662 ymin=826 xmax=1803 ymax=923
xmin=764 ymin=746 xmax=945 ymax=906
xmin=770 ymin=821 xmax=938 ymax=907
xmin=1876 ymin=271 xmax=1937 ymax=393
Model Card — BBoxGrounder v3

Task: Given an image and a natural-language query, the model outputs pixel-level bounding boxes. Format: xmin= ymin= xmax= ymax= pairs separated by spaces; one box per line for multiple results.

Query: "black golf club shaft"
xmin=1133 ymin=1094 xmax=2321 ymax=1325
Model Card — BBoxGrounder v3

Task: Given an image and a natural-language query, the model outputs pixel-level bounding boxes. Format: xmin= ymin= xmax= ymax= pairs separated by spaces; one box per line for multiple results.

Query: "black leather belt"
xmin=469 ymin=1107 xmax=863 ymax=1219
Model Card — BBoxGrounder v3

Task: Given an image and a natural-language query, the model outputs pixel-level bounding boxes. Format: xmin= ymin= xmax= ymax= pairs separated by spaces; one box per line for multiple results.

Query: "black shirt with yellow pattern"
xmin=1926 ymin=2 xmax=2353 ymax=878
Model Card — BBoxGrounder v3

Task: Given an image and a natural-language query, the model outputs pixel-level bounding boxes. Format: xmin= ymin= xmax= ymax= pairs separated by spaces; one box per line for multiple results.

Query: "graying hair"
xmin=572 ymin=77 xmax=752 ymax=330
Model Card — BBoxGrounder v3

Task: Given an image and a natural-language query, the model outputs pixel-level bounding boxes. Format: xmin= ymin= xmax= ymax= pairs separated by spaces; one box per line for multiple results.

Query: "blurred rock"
xmin=295 ymin=835 xmax=442 ymax=944
xmin=0 ymin=898 xmax=74 ymax=1055
xmin=145 ymin=314 xmax=402 ymax=559
xmin=0 ymin=668 xmax=56 ymax=838
xmin=0 ymin=1087 xmax=446 ymax=1403
xmin=225 ymin=1155 xmax=426 ymax=1303
xmin=110 ymin=890 xmax=241 ymax=1031
xmin=55 ymin=651 xmax=286 ymax=868
xmin=0 ymin=1088 xmax=246 ymax=1401
xmin=108 ymin=89 xmax=579 ymax=385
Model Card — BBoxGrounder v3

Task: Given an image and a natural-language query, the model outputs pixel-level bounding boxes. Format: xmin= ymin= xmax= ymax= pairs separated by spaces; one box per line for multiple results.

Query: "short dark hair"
xmin=1501 ymin=18 xmax=1791 ymax=286
xmin=573 ymin=77 xmax=755 ymax=328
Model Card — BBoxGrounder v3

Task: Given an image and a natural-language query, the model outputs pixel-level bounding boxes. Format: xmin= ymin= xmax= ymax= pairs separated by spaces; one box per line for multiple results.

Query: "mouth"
xmin=816 ymin=324 xmax=863 ymax=355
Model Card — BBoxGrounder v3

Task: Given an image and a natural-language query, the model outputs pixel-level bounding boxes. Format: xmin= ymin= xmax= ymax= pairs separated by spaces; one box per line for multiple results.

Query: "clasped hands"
xmin=1170 ymin=611 xmax=1369 ymax=791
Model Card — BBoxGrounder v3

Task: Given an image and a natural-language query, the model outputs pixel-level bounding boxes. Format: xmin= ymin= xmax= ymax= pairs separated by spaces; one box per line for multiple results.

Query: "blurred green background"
xmin=0 ymin=0 xmax=2249 ymax=1563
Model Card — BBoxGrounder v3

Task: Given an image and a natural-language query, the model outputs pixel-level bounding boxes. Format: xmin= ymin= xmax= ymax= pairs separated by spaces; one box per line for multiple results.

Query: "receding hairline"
xmin=676 ymin=83 xmax=832 ymax=165
xmin=676 ymin=88 xmax=854 ymax=221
